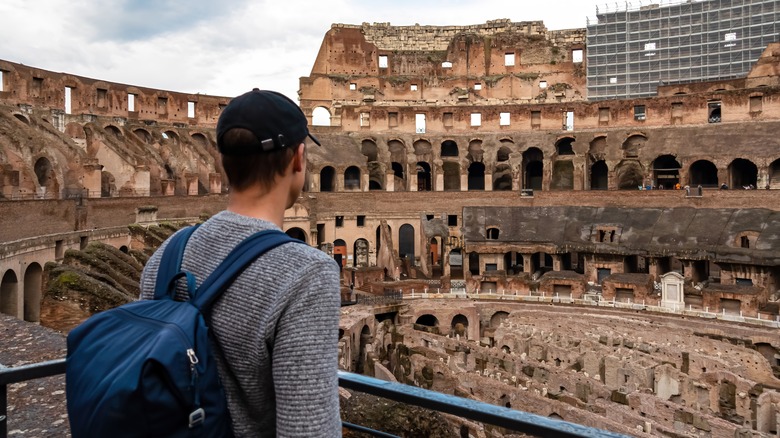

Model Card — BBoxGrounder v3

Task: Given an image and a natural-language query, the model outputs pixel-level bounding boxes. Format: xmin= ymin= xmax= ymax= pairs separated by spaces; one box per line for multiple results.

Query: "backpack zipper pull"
xmin=187 ymin=348 xmax=205 ymax=428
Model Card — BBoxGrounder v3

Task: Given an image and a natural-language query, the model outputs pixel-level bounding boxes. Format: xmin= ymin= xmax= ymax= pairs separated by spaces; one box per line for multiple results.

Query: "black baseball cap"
xmin=216 ymin=88 xmax=321 ymax=155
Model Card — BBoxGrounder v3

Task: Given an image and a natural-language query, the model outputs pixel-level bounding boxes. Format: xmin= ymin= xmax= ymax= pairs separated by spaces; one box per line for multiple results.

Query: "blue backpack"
xmin=66 ymin=226 xmax=296 ymax=437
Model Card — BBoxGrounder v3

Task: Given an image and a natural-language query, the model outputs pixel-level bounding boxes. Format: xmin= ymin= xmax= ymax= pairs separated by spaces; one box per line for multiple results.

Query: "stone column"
xmin=410 ymin=172 xmax=418 ymax=192
xmin=385 ymin=172 xmax=395 ymax=192
xmin=435 ymin=172 xmax=444 ymax=192
xmin=134 ymin=165 xmax=150 ymax=196
xmin=336 ymin=172 xmax=344 ymax=192
xmin=522 ymin=254 xmax=533 ymax=274
xmin=185 ymin=172 xmax=199 ymax=196
xmin=484 ymin=172 xmax=492 ymax=191
xmin=311 ymin=173 xmax=320 ymax=192
xmin=460 ymin=173 xmax=468 ymax=191
xmin=209 ymin=173 xmax=222 ymax=194
xmin=552 ymin=254 xmax=562 ymax=272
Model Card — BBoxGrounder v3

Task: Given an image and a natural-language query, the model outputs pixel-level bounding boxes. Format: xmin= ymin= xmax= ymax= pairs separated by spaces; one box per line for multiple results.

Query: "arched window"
xmin=441 ymin=140 xmax=458 ymax=157
xmin=344 ymin=166 xmax=361 ymax=190
xmin=486 ymin=227 xmax=500 ymax=239
xmin=312 ymin=107 xmax=331 ymax=126
xmin=320 ymin=166 xmax=335 ymax=192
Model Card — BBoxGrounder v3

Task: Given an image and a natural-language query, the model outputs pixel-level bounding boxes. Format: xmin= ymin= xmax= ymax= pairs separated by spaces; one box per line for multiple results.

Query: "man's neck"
xmin=226 ymin=186 xmax=288 ymax=227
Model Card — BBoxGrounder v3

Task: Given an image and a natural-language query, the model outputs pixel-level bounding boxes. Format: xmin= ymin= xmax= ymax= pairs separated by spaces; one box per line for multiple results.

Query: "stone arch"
xmin=415 ymin=314 xmax=439 ymax=327
xmin=104 ymin=125 xmax=122 ymax=139
xmin=770 ymin=158 xmax=780 ymax=189
xmin=285 ymin=227 xmax=307 ymax=242
xmin=23 ymin=263 xmax=43 ymax=323
xmin=416 ymin=162 xmax=432 ymax=191
xmin=496 ymin=145 xmax=512 ymax=163
xmin=589 ymin=135 xmax=607 ymax=158
xmin=490 ymin=311 xmax=509 ymax=328
xmin=33 ymin=156 xmax=59 ymax=197
xmin=344 ymin=166 xmax=361 ymax=191
xmin=622 ymin=134 xmax=646 ymax=158
xmin=368 ymin=164 xmax=384 ymax=191
xmin=1 ymin=269 xmax=19 ymax=317
xmin=13 ymin=113 xmax=30 ymax=124
xmin=388 ymin=139 xmax=406 ymax=163
xmin=689 ymin=160 xmax=718 ymax=188
xmin=413 ymin=139 xmax=432 ymax=161
xmin=551 ymin=160 xmax=574 ymax=190
xmin=354 ymin=238 xmax=369 ymax=268
xmin=555 ymin=137 xmax=575 ymax=156
xmin=356 ymin=324 xmax=372 ymax=373
xmin=728 ymin=158 xmax=758 ymax=189
xmin=333 ymin=238 xmax=347 ymax=267
xmin=467 ymin=162 xmax=485 ymax=191
xmin=443 ymin=162 xmax=461 ymax=191
xmin=312 ymin=106 xmax=331 ymax=126
xmin=361 ymin=139 xmax=378 ymax=162
xmin=191 ymin=132 xmax=209 ymax=148
xmin=399 ymin=224 xmax=415 ymax=264
xmin=451 ymin=314 xmax=469 ymax=337
xmin=467 ymin=139 xmax=483 ymax=163
xmin=441 ymin=140 xmax=458 ymax=157
xmin=320 ymin=166 xmax=335 ymax=192
xmin=133 ymin=128 xmax=152 ymax=144
xmin=590 ymin=160 xmax=608 ymax=190
xmin=615 ymin=160 xmax=644 ymax=190
xmin=652 ymin=154 xmax=681 ymax=188
xmin=162 ymin=130 xmax=179 ymax=144
xmin=522 ymin=148 xmax=544 ymax=190
xmin=493 ymin=164 xmax=512 ymax=191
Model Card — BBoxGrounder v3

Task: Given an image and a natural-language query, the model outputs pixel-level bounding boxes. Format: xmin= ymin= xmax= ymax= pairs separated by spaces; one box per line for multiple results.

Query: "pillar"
xmin=484 ymin=172 xmax=492 ymax=191
xmin=209 ymin=173 xmax=222 ymax=194
xmin=522 ymin=254 xmax=533 ymax=274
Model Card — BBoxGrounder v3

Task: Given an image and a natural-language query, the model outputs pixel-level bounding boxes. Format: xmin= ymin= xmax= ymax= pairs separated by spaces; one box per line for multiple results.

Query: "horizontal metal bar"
xmin=0 ymin=359 xmax=66 ymax=386
xmin=338 ymin=371 xmax=631 ymax=438
xmin=342 ymin=421 xmax=400 ymax=438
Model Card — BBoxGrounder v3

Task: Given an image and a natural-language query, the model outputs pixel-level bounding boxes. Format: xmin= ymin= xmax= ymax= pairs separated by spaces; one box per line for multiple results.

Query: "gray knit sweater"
xmin=140 ymin=211 xmax=342 ymax=437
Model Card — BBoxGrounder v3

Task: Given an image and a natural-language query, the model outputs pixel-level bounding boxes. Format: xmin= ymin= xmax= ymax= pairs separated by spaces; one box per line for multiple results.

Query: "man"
xmin=140 ymin=89 xmax=342 ymax=437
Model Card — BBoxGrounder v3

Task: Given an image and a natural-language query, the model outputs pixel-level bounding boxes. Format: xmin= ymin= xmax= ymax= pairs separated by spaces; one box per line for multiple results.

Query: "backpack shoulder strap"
xmin=152 ymin=225 xmax=199 ymax=300
xmin=190 ymin=229 xmax=300 ymax=312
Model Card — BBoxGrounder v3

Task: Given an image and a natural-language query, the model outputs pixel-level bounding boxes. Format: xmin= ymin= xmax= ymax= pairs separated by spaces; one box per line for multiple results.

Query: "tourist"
xmin=140 ymin=89 xmax=342 ymax=437
xmin=720 ymin=183 xmax=729 ymax=190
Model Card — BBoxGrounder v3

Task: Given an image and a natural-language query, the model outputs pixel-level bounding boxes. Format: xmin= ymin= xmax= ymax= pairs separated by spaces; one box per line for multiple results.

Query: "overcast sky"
xmin=1 ymin=0 xmax=617 ymax=102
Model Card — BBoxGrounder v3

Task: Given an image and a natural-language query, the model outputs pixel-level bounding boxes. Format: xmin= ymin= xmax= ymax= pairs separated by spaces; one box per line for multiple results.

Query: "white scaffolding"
xmin=586 ymin=0 xmax=780 ymax=100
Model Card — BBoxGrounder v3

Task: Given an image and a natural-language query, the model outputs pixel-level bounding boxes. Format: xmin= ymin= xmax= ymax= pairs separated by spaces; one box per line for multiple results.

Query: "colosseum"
xmin=1 ymin=3 xmax=780 ymax=437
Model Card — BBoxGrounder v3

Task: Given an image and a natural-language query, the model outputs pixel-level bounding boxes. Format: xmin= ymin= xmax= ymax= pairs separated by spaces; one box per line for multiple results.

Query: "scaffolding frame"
xmin=586 ymin=0 xmax=780 ymax=100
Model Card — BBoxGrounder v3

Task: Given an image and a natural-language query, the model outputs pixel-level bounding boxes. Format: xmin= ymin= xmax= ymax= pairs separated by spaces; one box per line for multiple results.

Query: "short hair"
xmin=220 ymin=128 xmax=303 ymax=192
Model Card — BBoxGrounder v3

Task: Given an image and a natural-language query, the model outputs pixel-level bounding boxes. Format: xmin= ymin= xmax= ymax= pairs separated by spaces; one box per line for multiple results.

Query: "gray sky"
xmin=0 ymin=0 xmax=613 ymax=102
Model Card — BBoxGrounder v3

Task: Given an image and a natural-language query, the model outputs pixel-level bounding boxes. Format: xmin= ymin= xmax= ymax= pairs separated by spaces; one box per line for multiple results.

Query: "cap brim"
xmin=308 ymin=133 xmax=322 ymax=147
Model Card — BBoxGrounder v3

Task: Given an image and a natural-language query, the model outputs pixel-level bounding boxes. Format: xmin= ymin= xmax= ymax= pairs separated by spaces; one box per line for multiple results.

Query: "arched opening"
xmin=391 ymin=162 xmax=405 ymax=191
xmin=1 ymin=270 xmax=19 ymax=317
xmin=504 ymin=251 xmax=522 ymax=274
xmin=451 ymin=314 xmax=468 ymax=338
xmin=354 ymin=238 xmax=369 ymax=268
xmin=163 ymin=130 xmax=179 ymax=144
xmin=344 ymin=166 xmax=361 ymax=191
xmin=14 ymin=114 xmax=30 ymax=124
xmin=413 ymin=139 xmax=432 ymax=161
xmin=33 ymin=157 xmax=58 ymax=197
xmin=653 ymin=155 xmax=681 ymax=188
xmin=23 ymin=263 xmax=43 ymax=323
xmin=361 ymin=139 xmax=378 ymax=162
xmin=590 ymin=160 xmax=608 ymax=190
xmin=333 ymin=239 xmax=347 ymax=268
xmin=532 ymin=252 xmax=553 ymax=275
xmin=285 ymin=227 xmax=307 ymax=242
xmin=469 ymin=252 xmax=480 ymax=275
xmin=415 ymin=314 xmax=439 ymax=327
xmin=441 ymin=140 xmax=458 ymax=157
xmin=615 ymin=160 xmax=644 ymax=190
xmin=551 ymin=160 xmax=574 ymax=190
xmin=622 ymin=134 xmax=646 ymax=158
xmin=523 ymin=148 xmax=544 ymax=190
xmin=312 ymin=106 xmax=331 ymax=126
xmin=486 ymin=227 xmax=500 ymax=239
xmin=490 ymin=311 xmax=509 ymax=328
xmin=443 ymin=162 xmax=460 ymax=191
xmin=320 ymin=166 xmax=335 ymax=192
xmin=497 ymin=146 xmax=512 ymax=163
xmin=493 ymin=164 xmax=512 ymax=191
xmin=728 ymin=158 xmax=758 ymax=189
xmin=555 ymin=137 xmax=575 ymax=156
xmin=104 ymin=125 xmax=122 ymax=139
xmin=416 ymin=162 xmax=432 ymax=191
xmin=399 ymin=224 xmax=415 ymax=265
xmin=133 ymin=128 xmax=152 ymax=144
xmin=101 ymin=171 xmax=116 ymax=198
xmin=191 ymin=133 xmax=209 ymax=148
xmin=689 ymin=160 xmax=719 ymax=188
xmin=467 ymin=140 xmax=483 ymax=163
xmin=770 ymin=158 xmax=780 ymax=189
xmin=467 ymin=162 xmax=485 ymax=191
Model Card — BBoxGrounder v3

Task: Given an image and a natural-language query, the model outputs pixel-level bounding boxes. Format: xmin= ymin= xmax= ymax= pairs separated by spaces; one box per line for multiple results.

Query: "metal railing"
xmin=0 ymin=359 xmax=630 ymax=438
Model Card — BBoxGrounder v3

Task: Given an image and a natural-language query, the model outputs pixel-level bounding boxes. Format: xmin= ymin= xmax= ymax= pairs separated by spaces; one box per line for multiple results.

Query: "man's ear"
xmin=292 ymin=143 xmax=305 ymax=172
